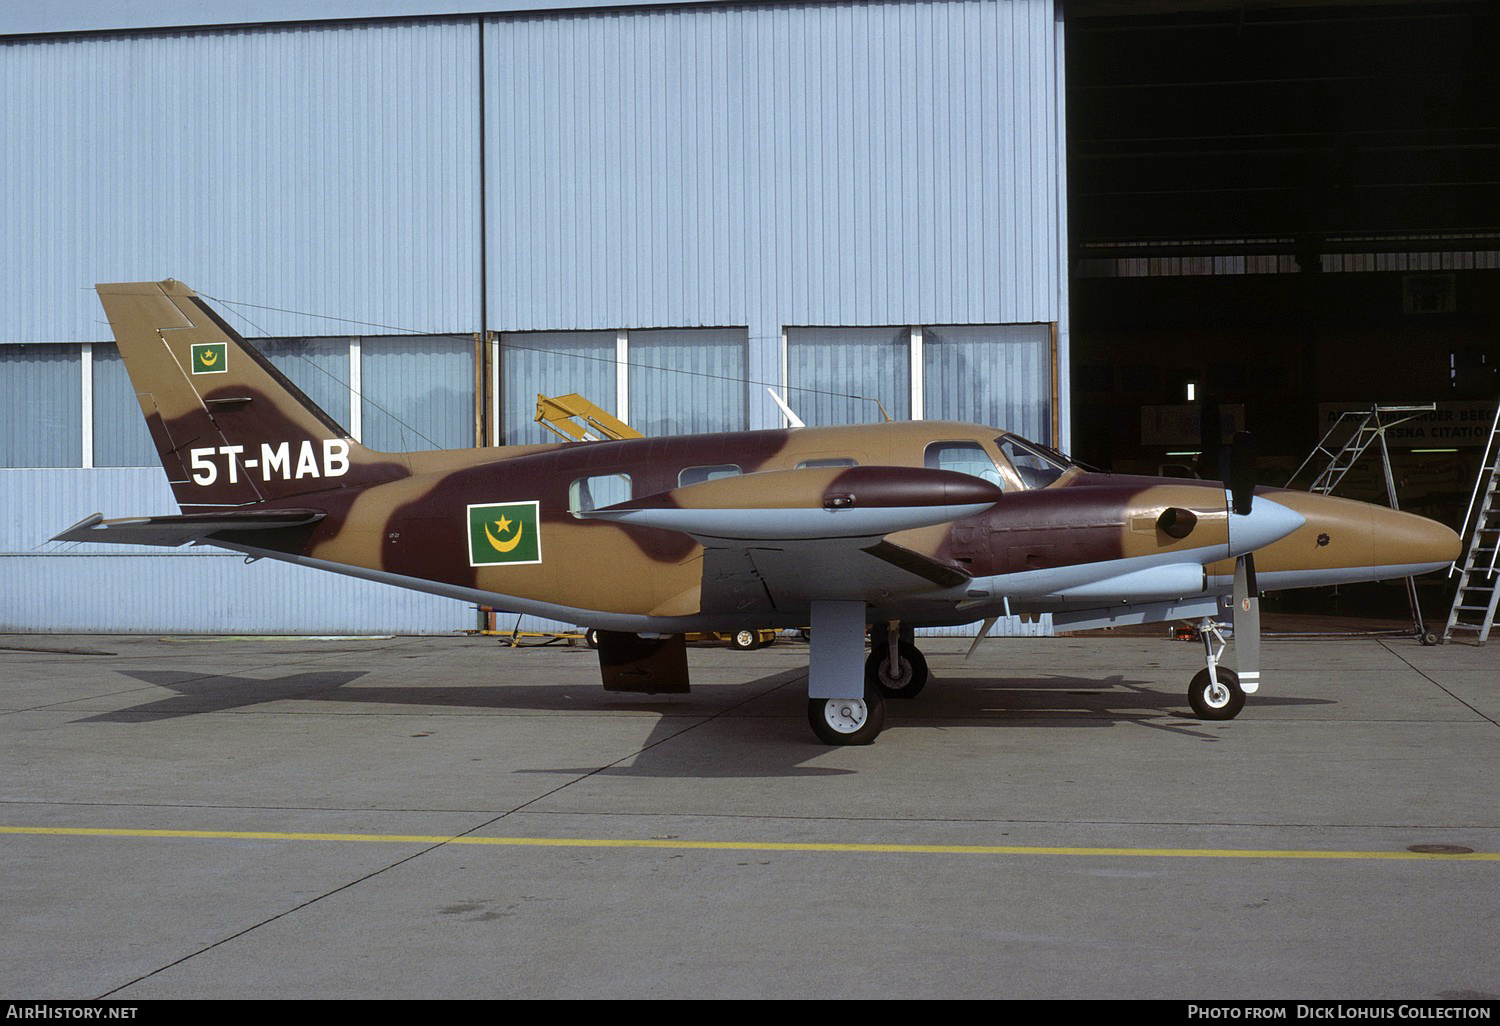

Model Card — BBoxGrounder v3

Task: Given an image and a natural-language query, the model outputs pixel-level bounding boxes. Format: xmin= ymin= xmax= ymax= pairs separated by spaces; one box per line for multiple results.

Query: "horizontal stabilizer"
xmin=52 ymin=509 xmax=326 ymax=548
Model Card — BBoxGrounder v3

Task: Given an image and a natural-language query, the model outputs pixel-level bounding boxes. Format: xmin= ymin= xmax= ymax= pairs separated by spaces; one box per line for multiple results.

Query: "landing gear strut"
xmin=866 ymin=622 xmax=929 ymax=699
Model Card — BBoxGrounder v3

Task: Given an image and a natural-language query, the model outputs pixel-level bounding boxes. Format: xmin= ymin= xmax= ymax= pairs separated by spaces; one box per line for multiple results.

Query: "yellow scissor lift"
xmin=480 ymin=394 xmax=779 ymax=650
xmin=533 ymin=393 xmax=644 ymax=443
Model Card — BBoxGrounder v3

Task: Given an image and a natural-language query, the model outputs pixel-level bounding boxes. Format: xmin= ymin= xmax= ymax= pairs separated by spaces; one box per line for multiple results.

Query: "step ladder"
xmin=1286 ymin=403 xmax=1438 ymax=641
xmin=1287 ymin=404 xmax=1436 ymax=496
xmin=1443 ymin=401 xmax=1500 ymax=645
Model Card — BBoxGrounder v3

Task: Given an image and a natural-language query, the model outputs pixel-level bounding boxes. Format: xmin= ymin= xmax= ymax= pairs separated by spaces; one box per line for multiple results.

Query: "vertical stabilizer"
xmin=96 ymin=280 xmax=403 ymax=510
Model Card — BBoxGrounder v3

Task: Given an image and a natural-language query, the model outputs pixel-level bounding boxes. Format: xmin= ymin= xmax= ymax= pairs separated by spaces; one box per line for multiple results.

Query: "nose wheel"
xmin=1188 ymin=667 xmax=1245 ymax=720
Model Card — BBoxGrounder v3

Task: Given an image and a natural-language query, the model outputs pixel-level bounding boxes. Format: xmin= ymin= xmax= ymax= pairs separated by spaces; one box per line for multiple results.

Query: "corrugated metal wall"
xmin=1 ymin=17 xmax=484 ymax=632
xmin=0 ymin=19 xmax=481 ymax=342
xmin=485 ymin=0 xmax=1068 ymax=429
xmin=1 ymin=0 xmax=1068 ymax=634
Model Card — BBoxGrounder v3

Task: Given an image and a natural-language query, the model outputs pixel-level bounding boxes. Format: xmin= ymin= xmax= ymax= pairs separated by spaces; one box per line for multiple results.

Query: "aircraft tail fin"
xmin=95 ymin=280 xmax=403 ymax=511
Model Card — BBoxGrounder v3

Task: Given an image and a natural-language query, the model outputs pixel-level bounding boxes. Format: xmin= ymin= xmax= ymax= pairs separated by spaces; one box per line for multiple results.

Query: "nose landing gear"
xmin=1187 ymin=615 xmax=1252 ymax=720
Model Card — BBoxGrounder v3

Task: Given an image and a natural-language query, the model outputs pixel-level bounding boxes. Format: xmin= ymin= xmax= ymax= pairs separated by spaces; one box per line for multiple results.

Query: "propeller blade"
xmin=965 ymin=616 xmax=999 ymax=660
xmin=1229 ymin=431 xmax=1256 ymax=515
xmin=1231 ymin=553 xmax=1261 ymax=694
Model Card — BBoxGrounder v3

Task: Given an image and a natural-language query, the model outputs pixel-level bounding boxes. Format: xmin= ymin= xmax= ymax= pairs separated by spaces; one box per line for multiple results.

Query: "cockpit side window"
xmin=998 ymin=434 xmax=1070 ymax=489
xmin=569 ymin=472 xmax=632 ymax=514
xmin=923 ymin=441 xmax=1004 ymax=489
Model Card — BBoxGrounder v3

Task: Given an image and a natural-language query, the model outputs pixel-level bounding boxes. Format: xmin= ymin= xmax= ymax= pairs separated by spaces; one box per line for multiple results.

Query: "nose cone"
xmin=1256 ymin=490 xmax=1462 ymax=581
xmin=1370 ymin=506 xmax=1463 ymax=572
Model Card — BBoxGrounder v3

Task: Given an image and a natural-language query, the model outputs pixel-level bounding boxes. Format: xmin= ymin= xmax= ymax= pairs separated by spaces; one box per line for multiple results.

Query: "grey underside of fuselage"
xmin=211 ymin=539 xmax=1446 ymax=632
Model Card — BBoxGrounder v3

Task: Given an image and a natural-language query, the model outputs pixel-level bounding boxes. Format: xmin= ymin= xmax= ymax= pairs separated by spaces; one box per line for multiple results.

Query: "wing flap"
xmin=861 ymin=540 xmax=971 ymax=588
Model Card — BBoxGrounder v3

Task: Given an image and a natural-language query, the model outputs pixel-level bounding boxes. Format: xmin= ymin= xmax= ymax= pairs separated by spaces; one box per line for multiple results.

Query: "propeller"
xmin=1226 ymin=429 xmax=1260 ymax=694
xmin=1231 ymin=548 xmax=1261 ymax=695
xmin=1228 ymin=430 xmax=1256 ymax=515
xmin=1194 ymin=397 xmax=1262 ymax=698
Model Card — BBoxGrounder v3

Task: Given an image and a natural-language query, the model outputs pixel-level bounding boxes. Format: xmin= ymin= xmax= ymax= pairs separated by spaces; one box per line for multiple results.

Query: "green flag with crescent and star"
xmin=467 ymin=501 xmax=542 ymax=566
xmin=190 ymin=342 xmax=227 ymax=375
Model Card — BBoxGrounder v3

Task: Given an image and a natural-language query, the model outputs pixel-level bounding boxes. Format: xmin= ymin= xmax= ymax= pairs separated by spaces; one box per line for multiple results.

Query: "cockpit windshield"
xmin=998 ymin=434 xmax=1074 ymax=489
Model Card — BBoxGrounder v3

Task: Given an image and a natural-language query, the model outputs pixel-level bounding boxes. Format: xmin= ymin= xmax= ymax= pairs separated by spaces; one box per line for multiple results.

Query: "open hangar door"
xmin=1064 ymin=0 xmax=1500 ymax=619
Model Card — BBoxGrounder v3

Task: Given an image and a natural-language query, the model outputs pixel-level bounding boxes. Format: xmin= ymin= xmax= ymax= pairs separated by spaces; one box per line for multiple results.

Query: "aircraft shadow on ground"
xmin=81 ymin=670 xmax=372 ymax=722
xmin=921 ymin=672 xmax=1336 ymax=717
xmin=66 ymin=665 xmax=1340 ymax=777
xmin=82 ymin=665 xmax=1332 ymax=735
xmin=86 ymin=668 xmax=801 ymax=723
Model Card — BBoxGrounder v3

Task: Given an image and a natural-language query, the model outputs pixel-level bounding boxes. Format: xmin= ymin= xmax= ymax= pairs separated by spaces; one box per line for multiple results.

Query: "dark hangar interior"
xmin=1064 ymin=0 xmax=1498 ymax=551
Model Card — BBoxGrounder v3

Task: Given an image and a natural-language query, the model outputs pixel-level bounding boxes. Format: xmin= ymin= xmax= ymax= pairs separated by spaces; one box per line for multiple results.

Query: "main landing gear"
xmin=866 ymin=622 xmax=929 ymax=699
xmin=808 ymin=690 xmax=887 ymax=745
xmin=805 ymin=606 xmax=929 ymax=745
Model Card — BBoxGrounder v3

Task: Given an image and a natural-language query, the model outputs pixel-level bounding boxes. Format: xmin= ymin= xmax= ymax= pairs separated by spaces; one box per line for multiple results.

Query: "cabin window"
xmin=569 ymin=473 xmax=632 ymax=514
xmin=678 ymin=464 xmax=741 ymax=487
xmin=923 ymin=442 xmax=1003 ymax=488
xmin=796 ymin=457 xmax=857 ymax=469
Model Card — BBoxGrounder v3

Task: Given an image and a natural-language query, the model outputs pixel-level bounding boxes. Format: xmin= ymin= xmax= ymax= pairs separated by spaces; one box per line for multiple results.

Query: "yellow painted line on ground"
xmin=0 ymin=825 xmax=1494 ymax=861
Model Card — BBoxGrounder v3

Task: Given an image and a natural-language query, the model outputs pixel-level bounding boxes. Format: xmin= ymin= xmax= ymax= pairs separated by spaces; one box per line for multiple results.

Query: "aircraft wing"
xmin=580 ymin=466 xmax=995 ymax=612
xmin=52 ymin=509 xmax=327 ymax=548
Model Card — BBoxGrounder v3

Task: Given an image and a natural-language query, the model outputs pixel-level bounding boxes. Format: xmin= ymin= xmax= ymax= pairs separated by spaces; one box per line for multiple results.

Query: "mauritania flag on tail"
xmin=191 ymin=341 xmax=228 ymax=374
xmin=467 ymin=501 xmax=542 ymax=567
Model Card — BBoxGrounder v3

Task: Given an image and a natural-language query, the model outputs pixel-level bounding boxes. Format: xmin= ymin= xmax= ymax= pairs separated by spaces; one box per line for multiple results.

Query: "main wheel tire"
xmin=808 ymin=688 xmax=886 ymax=745
xmin=865 ymin=641 xmax=929 ymax=699
xmin=1188 ymin=667 xmax=1245 ymax=720
xmin=729 ymin=629 xmax=761 ymax=651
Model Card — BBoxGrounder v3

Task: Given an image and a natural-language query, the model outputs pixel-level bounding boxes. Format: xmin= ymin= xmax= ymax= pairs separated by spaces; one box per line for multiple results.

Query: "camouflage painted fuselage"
xmin=73 ymin=280 xmax=1461 ymax=634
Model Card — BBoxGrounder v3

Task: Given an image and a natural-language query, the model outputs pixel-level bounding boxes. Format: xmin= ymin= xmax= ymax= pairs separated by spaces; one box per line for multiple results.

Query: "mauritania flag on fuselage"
xmin=467 ymin=501 xmax=542 ymax=567
xmin=191 ymin=342 xmax=227 ymax=374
